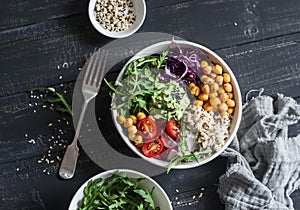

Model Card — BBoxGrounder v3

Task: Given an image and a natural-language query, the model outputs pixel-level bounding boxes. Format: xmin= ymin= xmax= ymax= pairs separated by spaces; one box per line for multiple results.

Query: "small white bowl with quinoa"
xmin=88 ymin=0 xmax=146 ymax=38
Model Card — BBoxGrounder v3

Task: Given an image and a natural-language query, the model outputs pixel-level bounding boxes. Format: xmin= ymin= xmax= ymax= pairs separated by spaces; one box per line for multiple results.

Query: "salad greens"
xmin=79 ymin=172 xmax=159 ymax=210
xmin=29 ymin=87 xmax=73 ymax=116
xmin=167 ymin=123 xmax=211 ymax=173
xmin=106 ymin=52 xmax=190 ymax=121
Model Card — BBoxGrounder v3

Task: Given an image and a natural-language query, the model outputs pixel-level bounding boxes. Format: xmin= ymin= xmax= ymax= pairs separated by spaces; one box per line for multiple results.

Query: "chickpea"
xmin=205 ymin=77 xmax=214 ymax=84
xmin=219 ymin=102 xmax=228 ymax=112
xmin=189 ymin=82 xmax=195 ymax=89
xmin=226 ymin=99 xmax=236 ymax=107
xmin=213 ymin=64 xmax=223 ymax=74
xmin=210 ymin=82 xmax=219 ymax=92
xmin=137 ymin=112 xmax=146 ymax=121
xmin=216 ymin=75 xmax=223 ymax=85
xmin=200 ymin=60 xmax=208 ymax=68
xmin=117 ymin=115 xmax=126 ymax=124
xmin=220 ymin=93 xmax=229 ymax=102
xmin=228 ymin=93 xmax=233 ymax=99
xmin=200 ymin=75 xmax=208 ymax=82
xmin=194 ymin=100 xmax=204 ymax=107
xmin=209 ymin=92 xmax=218 ymax=99
xmin=221 ymin=112 xmax=229 ymax=118
xmin=210 ymin=97 xmax=221 ymax=107
xmin=129 ymin=115 xmax=137 ymax=125
xmin=223 ymin=73 xmax=231 ymax=83
xmin=224 ymin=83 xmax=232 ymax=93
xmin=201 ymin=84 xmax=210 ymax=94
xmin=203 ymin=103 xmax=212 ymax=111
xmin=191 ymin=86 xmax=200 ymax=97
xmin=198 ymin=93 xmax=209 ymax=101
xmin=127 ymin=125 xmax=137 ymax=135
xmin=218 ymin=87 xmax=226 ymax=94
xmin=227 ymin=108 xmax=234 ymax=115
xmin=203 ymin=66 xmax=212 ymax=74
xmin=210 ymin=73 xmax=217 ymax=78
xmin=128 ymin=133 xmax=136 ymax=141
xmin=124 ymin=118 xmax=133 ymax=128
xmin=133 ymin=135 xmax=143 ymax=147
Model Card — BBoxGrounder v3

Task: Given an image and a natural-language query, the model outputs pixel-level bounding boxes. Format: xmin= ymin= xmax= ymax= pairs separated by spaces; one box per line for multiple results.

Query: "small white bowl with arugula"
xmin=69 ymin=169 xmax=172 ymax=210
xmin=106 ymin=40 xmax=242 ymax=172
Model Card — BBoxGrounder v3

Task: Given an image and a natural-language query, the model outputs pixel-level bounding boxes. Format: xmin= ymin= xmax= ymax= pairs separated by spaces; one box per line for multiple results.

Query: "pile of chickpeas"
xmin=116 ymin=112 xmax=147 ymax=148
xmin=189 ymin=60 xmax=236 ymax=117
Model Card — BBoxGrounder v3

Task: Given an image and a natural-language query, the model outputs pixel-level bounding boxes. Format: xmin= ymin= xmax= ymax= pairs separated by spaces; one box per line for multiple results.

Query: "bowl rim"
xmin=88 ymin=0 xmax=147 ymax=38
xmin=68 ymin=169 xmax=172 ymax=210
xmin=111 ymin=40 xmax=242 ymax=169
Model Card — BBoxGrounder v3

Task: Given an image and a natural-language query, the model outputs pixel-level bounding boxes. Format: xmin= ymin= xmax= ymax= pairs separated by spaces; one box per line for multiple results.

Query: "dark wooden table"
xmin=1 ymin=0 xmax=300 ymax=209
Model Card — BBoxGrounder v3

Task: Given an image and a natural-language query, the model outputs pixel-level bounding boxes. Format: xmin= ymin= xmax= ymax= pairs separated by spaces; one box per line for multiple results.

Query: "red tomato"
xmin=137 ymin=117 xmax=157 ymax=140
xmin=165 ymin=120 xmax=180 ymax=139
xmin=142 ymin=138 xmax=164 ymax=158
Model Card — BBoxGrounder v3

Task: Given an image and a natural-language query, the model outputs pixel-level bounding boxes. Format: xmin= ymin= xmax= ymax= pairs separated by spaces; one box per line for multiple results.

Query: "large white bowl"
xmin=112 ymin=40 xmax=242 ymax=169
xmin=88 ymin=0 xmax=146 ymax=38
xmin=69 ymin=169 xmax=172 ymax=210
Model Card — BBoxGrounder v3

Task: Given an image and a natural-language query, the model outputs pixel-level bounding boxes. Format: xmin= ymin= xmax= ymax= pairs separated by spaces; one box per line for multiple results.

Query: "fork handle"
xmin=59 ymin=143 xmax=79 ymax=179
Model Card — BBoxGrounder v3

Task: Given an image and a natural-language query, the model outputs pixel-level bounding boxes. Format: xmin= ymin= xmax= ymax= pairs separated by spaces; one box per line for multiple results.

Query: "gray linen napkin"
xmin=218 ymin=91 xmax=300 ymax=210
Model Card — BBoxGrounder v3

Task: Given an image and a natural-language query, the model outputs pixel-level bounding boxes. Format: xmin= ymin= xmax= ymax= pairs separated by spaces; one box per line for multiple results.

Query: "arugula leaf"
xmin=29 ymin=87 xmax=73 ymax=116
xmin=79 ymin=173 xmax=160 ymax=210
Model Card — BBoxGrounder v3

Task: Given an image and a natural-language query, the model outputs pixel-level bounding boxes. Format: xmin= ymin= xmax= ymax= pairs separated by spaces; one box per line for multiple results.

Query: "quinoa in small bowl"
xmin=88 ymin=0 xmax=146 ymax=38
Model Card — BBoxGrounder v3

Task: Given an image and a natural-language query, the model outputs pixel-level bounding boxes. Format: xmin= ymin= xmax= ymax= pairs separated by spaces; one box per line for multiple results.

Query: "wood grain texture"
xmin=1 ymin=0 xmax=300 ymax=209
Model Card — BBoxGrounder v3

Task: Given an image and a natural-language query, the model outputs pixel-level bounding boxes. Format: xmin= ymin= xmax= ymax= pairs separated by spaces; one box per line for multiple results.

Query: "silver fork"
xmin=59 ymin=50 xmax=107 ymax=179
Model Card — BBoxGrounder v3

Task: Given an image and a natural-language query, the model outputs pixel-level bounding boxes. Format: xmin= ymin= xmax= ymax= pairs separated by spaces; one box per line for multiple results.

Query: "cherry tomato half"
xmin=137 ymin=117 xmax=157 ymax=140
xmin=166 ymin=120 xmax=180 ymax=140
xmin=142 ymin=138 xmax=164 ymax=158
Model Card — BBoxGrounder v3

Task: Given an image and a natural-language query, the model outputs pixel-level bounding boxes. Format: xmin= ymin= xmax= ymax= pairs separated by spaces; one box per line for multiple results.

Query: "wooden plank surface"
xmin=1 ymin=0 xmax=300 ymax=209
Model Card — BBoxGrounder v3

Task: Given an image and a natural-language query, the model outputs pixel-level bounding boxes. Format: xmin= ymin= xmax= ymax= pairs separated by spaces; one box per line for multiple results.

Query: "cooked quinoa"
xmin=182 ymin=105 xmax=231 ymax=155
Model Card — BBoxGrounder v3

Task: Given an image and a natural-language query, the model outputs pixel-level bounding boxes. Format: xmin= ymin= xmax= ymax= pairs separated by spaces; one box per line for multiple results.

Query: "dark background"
xmin=1 ymin=0 xmax=300 ymax=209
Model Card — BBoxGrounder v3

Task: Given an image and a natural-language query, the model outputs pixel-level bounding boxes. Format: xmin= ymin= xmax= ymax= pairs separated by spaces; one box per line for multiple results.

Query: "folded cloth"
xmin=218 ymin=91 xmax=300 ymax=210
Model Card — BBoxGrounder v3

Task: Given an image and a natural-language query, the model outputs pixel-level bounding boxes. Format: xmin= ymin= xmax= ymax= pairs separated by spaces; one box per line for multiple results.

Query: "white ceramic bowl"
xmin=112 ymin=40 xmax=242 ymax=169
xmin=69 ymin=169 xmax=172 ymax=210
xmin=88 ymin=0 xmax=146 ymax=38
